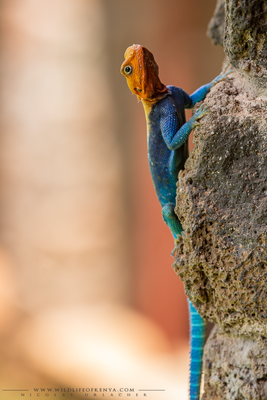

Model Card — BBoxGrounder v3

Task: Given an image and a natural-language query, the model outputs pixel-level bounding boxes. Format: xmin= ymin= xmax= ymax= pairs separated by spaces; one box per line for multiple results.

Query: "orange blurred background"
xmin=0 ymin=1 xmax=223 ymax=399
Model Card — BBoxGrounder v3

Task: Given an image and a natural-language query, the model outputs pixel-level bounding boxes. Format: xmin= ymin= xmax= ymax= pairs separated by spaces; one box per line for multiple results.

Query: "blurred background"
xmin=0 ymin=0 xmax=224 ymax=399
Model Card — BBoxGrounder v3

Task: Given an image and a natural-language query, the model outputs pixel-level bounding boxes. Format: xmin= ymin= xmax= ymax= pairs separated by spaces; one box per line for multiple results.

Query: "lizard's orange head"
xmin=120 ymin=44 xmax=169 ymax=103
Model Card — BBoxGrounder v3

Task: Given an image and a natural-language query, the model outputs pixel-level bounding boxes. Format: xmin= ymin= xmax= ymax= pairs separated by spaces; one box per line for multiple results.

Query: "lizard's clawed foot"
xmin=221 ymin=61 xmax=231 ymax=75
xmin=193 ymin=104 xmax=210 ymax=127
xmin=212 ymin=62 xmax=234 ymax=86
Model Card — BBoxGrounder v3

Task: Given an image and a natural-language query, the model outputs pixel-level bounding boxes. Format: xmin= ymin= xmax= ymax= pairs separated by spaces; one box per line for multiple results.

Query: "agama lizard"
xmin=121 ymin=44 xmax=232 ymax=400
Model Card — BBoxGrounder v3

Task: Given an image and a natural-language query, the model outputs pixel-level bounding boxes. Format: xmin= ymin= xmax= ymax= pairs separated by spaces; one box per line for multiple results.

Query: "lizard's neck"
xmin=141 ymin=100 xmax=154 ymax=142
xmin=141 ymin=99 xmax=154 ymax=122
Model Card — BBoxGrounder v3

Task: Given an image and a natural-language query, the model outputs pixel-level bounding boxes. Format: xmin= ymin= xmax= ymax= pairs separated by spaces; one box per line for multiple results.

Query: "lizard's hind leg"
xmin=162 ymin=203 xmax=183 ymax=238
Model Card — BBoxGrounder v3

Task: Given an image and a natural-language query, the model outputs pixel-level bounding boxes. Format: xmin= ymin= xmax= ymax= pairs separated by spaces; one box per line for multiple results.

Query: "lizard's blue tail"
xmin=188 ymin=300 xmax=206 ymax=400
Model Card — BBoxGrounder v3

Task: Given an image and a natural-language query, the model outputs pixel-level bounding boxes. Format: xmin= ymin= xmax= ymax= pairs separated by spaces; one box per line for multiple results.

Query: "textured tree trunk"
xmin=173 ymin=0 xmax=267 ymax=398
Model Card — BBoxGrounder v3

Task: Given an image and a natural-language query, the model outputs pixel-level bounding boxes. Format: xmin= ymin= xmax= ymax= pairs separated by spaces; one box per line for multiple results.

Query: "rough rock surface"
xmin=224 ymin=0 xmax=267 ymax=94
xmin=173 ymin=1 xmax=267 ymax=398
xmin=173 ymin=71 xmax=267 ymax=338
xmin=173 ymin=70 xmax=267 ymax=398
xmin=202 ymin=327 xmax=267 ymax=400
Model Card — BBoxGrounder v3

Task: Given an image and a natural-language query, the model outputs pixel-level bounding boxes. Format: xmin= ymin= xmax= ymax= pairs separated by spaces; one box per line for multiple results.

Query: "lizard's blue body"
xmin=144 ymin=83 xmax=211 ymax=400
xmin=145 ymin=84 xmax=212 ymax=238
xmin=121 ymin=44 xmax=231 ymax=400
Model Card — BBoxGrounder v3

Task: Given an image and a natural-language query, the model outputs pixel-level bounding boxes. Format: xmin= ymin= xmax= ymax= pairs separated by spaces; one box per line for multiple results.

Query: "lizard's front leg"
xmin=163 ymin=104 xmax=209 ymax=151
xmin=189 ymin=65 xmax=234 ymax=106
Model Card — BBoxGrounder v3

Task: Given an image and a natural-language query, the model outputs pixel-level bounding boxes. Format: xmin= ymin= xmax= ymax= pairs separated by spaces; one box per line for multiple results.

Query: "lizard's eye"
xmin=123 ymin=65 xmax=133 ymax=75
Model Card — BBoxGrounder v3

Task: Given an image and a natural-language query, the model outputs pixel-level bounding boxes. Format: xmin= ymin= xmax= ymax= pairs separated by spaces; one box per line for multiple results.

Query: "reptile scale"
xmin=121 ymin=44 xmax=232 ymax=400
